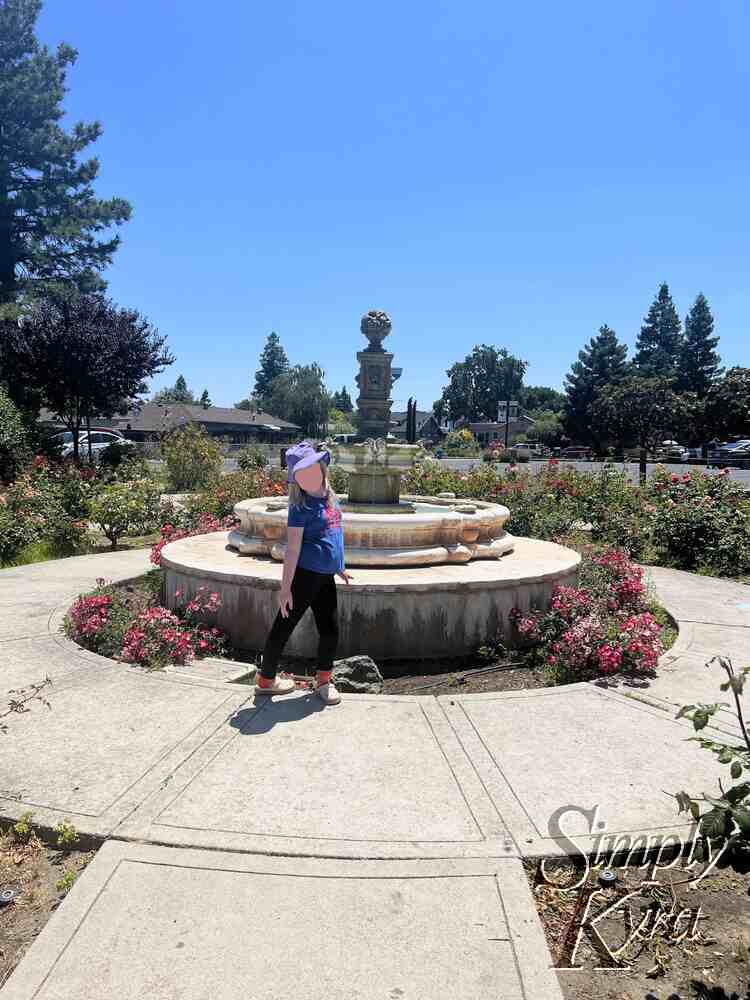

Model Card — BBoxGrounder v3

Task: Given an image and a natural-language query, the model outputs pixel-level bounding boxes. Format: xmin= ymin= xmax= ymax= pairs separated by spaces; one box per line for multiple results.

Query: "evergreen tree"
xmin=199 ymin=388 xmax=212 ymax=409
xmin=153 ymin=374 xmax=195 ymax=404
xmin=332 ymin=385 xmax=353 ymax=412
xmin=633 ymin=282 xmax=683 ymax=378
xmin=563 ymin=325 xmax=628 ymax=447
xmin=677 ymin=293 xmax=722 ymax=397
xmin=0 ymin=0 xmax=131 ymax=310
xmin=253 ymin=332 xmax=289 ymax=403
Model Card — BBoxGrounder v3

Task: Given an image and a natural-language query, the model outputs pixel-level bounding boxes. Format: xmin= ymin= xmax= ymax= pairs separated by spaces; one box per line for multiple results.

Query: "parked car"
xmin=510 ymin=442 xmax=544 ymax=459
xmin=559 ymin=445 xmax=593 ymax=460
xmin=709 ymin=439 xmax=750 ymax=469
xmin=51 ymin=428 xmax=136 ymax=461
xmin=658 ymin=444 xmax=689 ymax=462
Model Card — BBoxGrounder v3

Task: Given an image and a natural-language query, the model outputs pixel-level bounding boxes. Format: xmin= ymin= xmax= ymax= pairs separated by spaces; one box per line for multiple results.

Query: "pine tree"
xmin=199 ymin=388 xmax=212 ymax=408
xmin=0 ymin=0 xmax=131 ymax=309
xmin=332 ymin=385 xmax=353 ymax=412
xmin=677 ymin=293 xmax=722 ymax=397
xmin=633 ymin=283 xmax=683 ymax=379
xmin=563 ymin=325 xmax=628 ymax=447
xmin=253 ymin=332 xmax=289 ymax=402
xmin=152 ymin=374 xmax=195 ymax=404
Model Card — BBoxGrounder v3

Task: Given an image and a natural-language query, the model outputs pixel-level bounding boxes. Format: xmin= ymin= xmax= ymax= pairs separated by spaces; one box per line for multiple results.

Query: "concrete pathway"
xmin=1 ymin=550 xmax=747 ymax=998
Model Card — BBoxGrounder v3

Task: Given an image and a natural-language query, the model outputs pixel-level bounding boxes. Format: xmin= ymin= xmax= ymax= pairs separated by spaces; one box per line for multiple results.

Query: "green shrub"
xmin=0 ymin=502 xmax=39 ymax=563
xmin=161 ymin=422 xmax=222 ymax=491
xmin=328 ymin=464 xmax=350 ymax=494
xmin=236 ymin=444 xmax=267 ymax=471
xmin=442 ymin=428 xmax=480 ymax=456
xmin=646 ymin=468 xmax=750 ymax=576
xmin=89 ymin=479 xmax=161 ymax=549
xmin=0 ymin=463 xmax=94 ymax=562
xmin=188 ymin=468 xmax=287 ymax=520
xmin=0 ymin=386 xmax=32 ymax=483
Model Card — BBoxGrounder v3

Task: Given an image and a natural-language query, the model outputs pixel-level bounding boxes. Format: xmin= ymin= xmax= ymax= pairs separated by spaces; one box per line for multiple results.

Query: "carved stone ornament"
xmin=360 ymin=309 xmax=392 ymax=350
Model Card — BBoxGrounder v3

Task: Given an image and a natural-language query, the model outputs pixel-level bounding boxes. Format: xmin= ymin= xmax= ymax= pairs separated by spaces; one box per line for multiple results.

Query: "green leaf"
xmin=676 ymin=704 xmax=697 ymax=719
xmin=731 ymin=809 xmax=750 ymax=835
xmin=700 ymin=807 xmax=730 ymax=839
xmin=693 ymin=709 xmax=710 ymax=731
xmin=726 ymin=782 xmax=750 ymax=805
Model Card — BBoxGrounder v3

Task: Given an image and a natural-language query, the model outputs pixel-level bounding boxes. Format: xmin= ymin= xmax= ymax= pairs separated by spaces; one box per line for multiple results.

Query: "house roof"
xmin=462 ymin=414 xmax=536 ymax=431
xmin=390 ymin=410 xmax=439 ymax=426
xmin=38 ymin=403 xmax=299 ymax=433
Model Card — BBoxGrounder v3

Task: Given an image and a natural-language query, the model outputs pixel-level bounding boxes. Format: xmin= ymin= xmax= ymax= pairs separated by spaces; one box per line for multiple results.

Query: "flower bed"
xmin=509 ymin=546 xmax=671 ymax=684
xmin=403 ymin=458 xmax=750 ymax=576
xmin=63 ymin=574 xmax=228 ymax=670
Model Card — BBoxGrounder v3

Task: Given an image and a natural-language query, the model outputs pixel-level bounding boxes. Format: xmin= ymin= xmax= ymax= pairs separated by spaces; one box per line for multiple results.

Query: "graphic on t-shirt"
xmin=323 ymin=505 xmax=342 ymax=530
xmin=287 ymin=494 xmax=344 ymax=574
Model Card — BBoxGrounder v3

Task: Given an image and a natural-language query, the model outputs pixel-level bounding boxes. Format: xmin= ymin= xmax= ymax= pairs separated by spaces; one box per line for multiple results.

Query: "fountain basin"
xmin=161 ymin=532 xmax=580 ymax=661
xmin=229 ymin=494 xmax=514 ymax=567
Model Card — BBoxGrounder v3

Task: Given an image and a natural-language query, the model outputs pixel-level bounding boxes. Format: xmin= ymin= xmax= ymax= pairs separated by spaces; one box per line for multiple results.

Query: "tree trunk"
xmin=86 ymin=408 xmax=92 ymax=464
xmin=639 ymin=446 xmax=647 ymax=485
xmin=504 ymin=396 xmax=511 ymax=448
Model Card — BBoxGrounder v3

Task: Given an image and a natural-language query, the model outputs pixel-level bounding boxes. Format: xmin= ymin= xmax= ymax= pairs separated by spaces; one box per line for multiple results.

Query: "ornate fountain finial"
xmin=360 ymin=309 xmax=391 ymax=352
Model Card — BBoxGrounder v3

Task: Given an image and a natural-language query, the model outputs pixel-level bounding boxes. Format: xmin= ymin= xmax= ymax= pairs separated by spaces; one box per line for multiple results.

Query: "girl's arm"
xmin=279 ymin=527 xmax=303 ymax=616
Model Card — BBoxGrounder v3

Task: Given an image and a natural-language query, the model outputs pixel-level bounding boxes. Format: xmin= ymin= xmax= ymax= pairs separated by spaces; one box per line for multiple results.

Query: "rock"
xmin=332 ymin=655 xmax=384 ymax=694
xmin=437 ymin=491 xmax=456 ymax=499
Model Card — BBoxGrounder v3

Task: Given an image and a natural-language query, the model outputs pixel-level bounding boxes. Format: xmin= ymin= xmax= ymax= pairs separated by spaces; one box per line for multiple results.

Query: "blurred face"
xmin=294 ymin=461 xmax=324 ymax=493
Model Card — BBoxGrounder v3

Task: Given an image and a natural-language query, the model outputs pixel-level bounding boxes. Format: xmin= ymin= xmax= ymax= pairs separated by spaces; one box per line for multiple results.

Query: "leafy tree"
xmin=199 ymin=388 xmax=212 ymax=409
xmin=703 ymin=368 xmax=750 ymax=441
xmin=331 ymin=386 xmax=353 ymax=413
xmin=160 ymin=421 xmax=222 ymax=491
xmin=152 ymin=375 xmax=195 ymax=405
xmin=633 ymin=282 xmax=684 ymax=378
xmin=328 ymin=407 xmax=355 ymax=434
xmin=253 ymin=332 xmax=289 ymax=404
xmin=527 ymin=411 xmax=564 ymax=447
xmin=520 ymin=385 xmax=566 ymax=413
xmin=0 ymin=0 xmax=131 ymax=311
xmin=234 ymin=396 xmax=260 ymax=411
xmin=0 ymin=383 xmax=32 ymax=481
xmin=563 ymin=324 xmax=628 ymax=449
xmin=432 ymin=397 xmax=447 ymax=424
xmin=4 ymin=290 xmax=173 ymax=459
xmin=438 ymin=345 xmax=527 ymax=423
xmin=591 ymin=375 xmax=694 ymax=483
xmin=266 ymin=363 xmax=330 ymax=437
xmin=677 ymin=293 xmax=722 ymax=397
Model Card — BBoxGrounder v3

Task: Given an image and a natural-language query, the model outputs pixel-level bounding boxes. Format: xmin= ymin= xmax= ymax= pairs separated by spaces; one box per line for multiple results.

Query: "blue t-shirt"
xmin=287 ymin=493 xmax=345 ymax=575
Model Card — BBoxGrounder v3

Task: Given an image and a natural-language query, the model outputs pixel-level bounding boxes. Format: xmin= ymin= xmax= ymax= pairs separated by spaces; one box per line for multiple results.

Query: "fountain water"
xmin=161 ymin=310 xmax=580 ymax=660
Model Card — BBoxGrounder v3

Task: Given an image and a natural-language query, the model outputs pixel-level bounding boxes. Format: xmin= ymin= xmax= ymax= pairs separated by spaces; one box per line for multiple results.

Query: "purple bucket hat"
xmin=285 ymin=440 xmax=331 ymax=483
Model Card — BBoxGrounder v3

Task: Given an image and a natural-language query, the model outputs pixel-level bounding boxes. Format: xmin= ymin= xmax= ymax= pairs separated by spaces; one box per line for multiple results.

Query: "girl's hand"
xmin=279 ymin=587 xmax=293 ymax=617
xmin=336 ymin=570 xmax=354 ymax=585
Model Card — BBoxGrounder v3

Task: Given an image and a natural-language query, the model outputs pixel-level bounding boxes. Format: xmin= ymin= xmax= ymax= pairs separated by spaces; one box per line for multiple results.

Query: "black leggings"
xmin=260 ymin=565 xmax=339 ymax=678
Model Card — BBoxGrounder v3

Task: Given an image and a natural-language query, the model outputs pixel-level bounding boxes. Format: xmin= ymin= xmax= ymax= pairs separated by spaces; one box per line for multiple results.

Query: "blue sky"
xmin=38 ymin=1 xmax=750 ymax=411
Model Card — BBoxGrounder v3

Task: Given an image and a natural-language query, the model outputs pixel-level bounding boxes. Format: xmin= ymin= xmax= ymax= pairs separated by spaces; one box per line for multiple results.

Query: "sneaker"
xmin=255 ymin=672 xmax=296 ymax=696
xmin=315 ymin=681 xmax=341 ymax=705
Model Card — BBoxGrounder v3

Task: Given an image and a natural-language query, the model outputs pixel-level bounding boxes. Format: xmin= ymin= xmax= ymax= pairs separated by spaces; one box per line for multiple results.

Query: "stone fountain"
xmin=161 ymin=310 xmax=580 ymax=660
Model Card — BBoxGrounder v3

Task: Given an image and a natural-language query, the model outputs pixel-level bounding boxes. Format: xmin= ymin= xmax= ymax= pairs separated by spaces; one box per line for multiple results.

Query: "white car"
xmin=52 ymin=429 xmax=135 ymax=461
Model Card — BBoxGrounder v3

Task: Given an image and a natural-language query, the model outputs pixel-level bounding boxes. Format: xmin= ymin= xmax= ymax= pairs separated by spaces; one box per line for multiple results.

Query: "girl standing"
xmin=255 ymin=440 xmax=352 ymax=704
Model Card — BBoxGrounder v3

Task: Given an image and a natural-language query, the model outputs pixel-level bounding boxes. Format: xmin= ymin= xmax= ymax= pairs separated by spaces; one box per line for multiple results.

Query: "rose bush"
xmin=88 ymin=478 xmax=162 ymax=549
xmin=510 ymin=546 xmax=666 ymax=684
xmin=645 ymin=467 xmax=750 ymax=576
xmin=64 ymin=579 xmax=227 ymax=669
